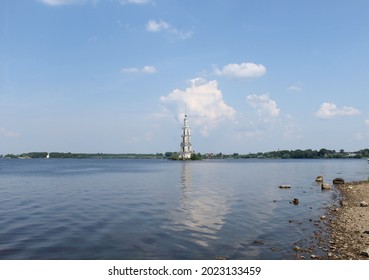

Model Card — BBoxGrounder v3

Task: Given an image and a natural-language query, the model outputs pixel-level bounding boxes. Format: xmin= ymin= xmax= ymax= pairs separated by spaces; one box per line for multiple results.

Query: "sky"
xmin=1 ymin=0 xmax=369 ymax=154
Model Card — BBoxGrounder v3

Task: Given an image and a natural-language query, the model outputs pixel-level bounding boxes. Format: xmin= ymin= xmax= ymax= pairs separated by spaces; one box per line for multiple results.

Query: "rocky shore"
xmin=292 ymin=179 xmax=369 ymax=260
xmin=325 ymin=180 xmax=369 ymax=259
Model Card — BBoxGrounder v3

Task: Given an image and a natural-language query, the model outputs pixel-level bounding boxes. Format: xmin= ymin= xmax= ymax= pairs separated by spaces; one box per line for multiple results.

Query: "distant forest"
xmin=2 ymin=148 xmax=369 ymax=160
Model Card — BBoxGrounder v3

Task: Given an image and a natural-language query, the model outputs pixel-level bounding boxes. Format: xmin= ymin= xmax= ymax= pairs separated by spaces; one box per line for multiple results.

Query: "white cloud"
xmin=146 ymin=20 xmax=170 ymax=32
xmin=0 ymin=127 xmax=19 ymax=138
xmin=213 ymin=62 xmax=266 ymax=79
xmin=121 ymin=65 xmax=157 ymax=74
xmin=142 ymin=65 xmax=157 ymax=73
xmin=365 ymin=119 xmax=369 ymax=126
xmin=316 ymin=102 xmax=361 ymax=119
xmin=146 ymin=20 xmax=193 ymax=40
xmin=246 ymin=94 xmax=280 ymax=122
xmin=160 ymin=78 xmax=236 ymax=136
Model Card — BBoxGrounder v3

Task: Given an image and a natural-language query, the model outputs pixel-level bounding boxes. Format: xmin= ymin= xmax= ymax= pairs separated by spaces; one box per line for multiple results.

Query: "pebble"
xmin=360 ymin=249 xmax=369 ymax=257
xmin=360 ymin=201 xmax=368 ymax=207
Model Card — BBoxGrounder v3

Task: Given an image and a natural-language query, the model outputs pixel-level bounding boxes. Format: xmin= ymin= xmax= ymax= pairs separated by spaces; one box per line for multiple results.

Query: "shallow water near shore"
xmin=0 ymin=158 xmax=368 ymax=260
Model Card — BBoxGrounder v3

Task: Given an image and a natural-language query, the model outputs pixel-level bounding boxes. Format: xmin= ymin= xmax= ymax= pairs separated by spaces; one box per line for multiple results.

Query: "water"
xmin=0 ymin=158 xmax=368 ymax=260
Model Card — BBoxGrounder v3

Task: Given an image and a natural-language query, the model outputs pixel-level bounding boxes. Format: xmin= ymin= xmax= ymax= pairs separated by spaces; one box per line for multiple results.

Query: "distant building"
xmin=179 ymin=113 xmax=193 ymax=159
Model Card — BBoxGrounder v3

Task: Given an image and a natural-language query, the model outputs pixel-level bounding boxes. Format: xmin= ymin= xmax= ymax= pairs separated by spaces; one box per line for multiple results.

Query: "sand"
xmin=325 ymin=181 xmax=369 ymax=259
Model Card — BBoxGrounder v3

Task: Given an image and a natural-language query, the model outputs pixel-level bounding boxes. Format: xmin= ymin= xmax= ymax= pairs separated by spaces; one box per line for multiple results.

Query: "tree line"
xmin=207 ymin=148 xmax=369 ymax=159
xmin=2 ymin=148 xmax=369 ymax=160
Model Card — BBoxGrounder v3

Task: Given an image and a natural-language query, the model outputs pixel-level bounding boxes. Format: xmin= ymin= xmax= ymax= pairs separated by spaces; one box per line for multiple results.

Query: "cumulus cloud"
xmin=246 ymin=94 xmax=280 ymax=122
xmin=0 ymin=127 xmax=19 ymax=138
xmin=365 ymin=119 xmax=369 ymax=126
xmin=316 ymin=102 xmax=361 ymax=119
xmin=121 ymin=65 xmax=157 ymax=74
xmin=213 ymin=62 xmax=266 ymax=79
xmin=146 ymin=20 xmax=193 ymax=40
xmin=160 ymin=78 xmax=236 ymax=136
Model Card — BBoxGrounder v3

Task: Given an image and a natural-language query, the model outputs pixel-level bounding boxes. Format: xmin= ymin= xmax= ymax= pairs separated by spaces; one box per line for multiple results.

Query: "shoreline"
xmin=293 ymin=179 xmax=369 ymax=260
xmin=325 ymin=180 xmax=369 ymax=259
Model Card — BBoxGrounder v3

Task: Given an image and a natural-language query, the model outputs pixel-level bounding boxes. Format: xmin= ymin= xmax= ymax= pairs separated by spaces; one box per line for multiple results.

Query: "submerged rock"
xmin=292 ymin=198 xmax=299 ymax=205
xmin=315 ymin=176 xmax=324 ymax=182
xmin=293 ymin=246 xmax=301 ymax=252
xmin=321 ymin=183 xmax=332 ymax=190
xmin=333 ymin=178 xmax=345 ymax=184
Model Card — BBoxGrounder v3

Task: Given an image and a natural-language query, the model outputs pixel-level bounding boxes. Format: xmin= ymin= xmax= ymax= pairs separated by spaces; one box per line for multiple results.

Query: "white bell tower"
xmin=179 ymin=112 xmax=193 ymax=159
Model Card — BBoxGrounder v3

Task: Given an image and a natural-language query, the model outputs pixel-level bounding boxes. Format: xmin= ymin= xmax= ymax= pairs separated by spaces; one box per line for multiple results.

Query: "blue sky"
xmin=1 ymin=0 xmax=369 ymax=154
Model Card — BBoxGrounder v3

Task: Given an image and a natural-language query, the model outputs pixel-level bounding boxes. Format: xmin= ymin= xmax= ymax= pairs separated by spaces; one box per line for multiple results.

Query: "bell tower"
xmin=179 ymin=112 xmax=193 ymax=159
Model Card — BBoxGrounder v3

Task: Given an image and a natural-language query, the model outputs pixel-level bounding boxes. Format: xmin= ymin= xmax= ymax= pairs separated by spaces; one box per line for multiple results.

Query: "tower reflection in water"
xmin=170 ymin=161 xmax=229 ymax=248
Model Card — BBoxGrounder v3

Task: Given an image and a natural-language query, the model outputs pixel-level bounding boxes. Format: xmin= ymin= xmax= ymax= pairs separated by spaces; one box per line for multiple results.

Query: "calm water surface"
xmin=0 ymin=158 xmax=368 ymax=259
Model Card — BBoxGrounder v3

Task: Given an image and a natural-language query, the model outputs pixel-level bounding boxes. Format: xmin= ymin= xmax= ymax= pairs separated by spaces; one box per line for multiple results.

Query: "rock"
xmin=341 ymin=200 xmax=348 ymax=207
xmin=360 ymin=201 xmax=368 ymax=207
xmin=360 ymin=249 xmax=369 ymax=257
xmin=292 ymin=198 xmax=299 ymax=205
xmin=253 ymin=240 xmax=264 ymax=245
xmin=279 ymin=185 xmax=291 ymax=189
xmin=333 ymin=178 xmax=345 ymax=184
xmin=310 ymin=254 xmax=317 ymax=259
xmin=321 ymin=183 xmax=331 ymax=190
xmin=293 ymin=246 xmax=301 ymax=252
xmin=320 ymin=215 xmax=326 ymax=220
xmin=315 ymin=176 xmax=323 ymax=182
